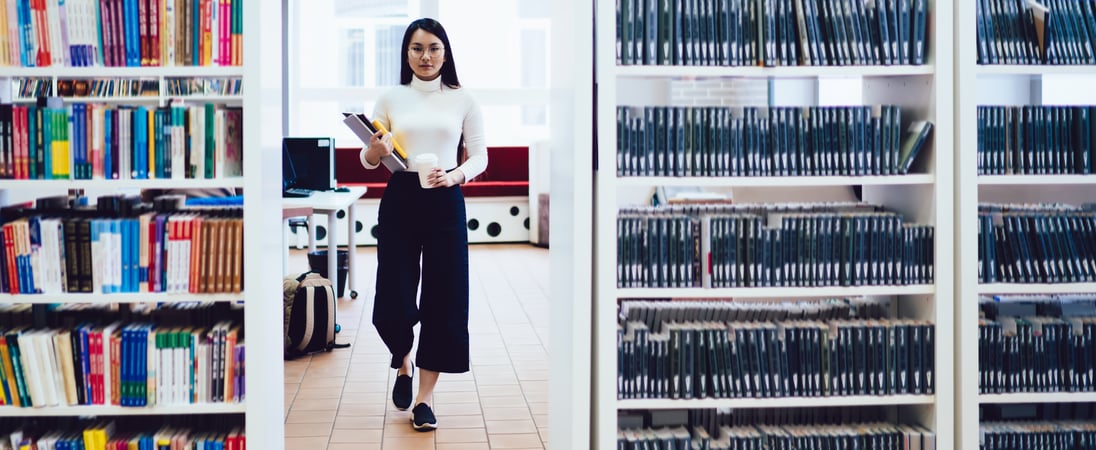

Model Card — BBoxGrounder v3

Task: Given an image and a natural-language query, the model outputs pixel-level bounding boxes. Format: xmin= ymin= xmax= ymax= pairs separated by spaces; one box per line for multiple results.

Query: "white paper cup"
xmin=413 ymin=153 xmax=439 ymax=189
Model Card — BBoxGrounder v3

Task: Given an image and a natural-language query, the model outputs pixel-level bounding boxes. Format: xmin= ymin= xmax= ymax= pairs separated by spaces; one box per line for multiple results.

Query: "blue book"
xmin=78 ymin=326 xmax=92 ymax=403
xmin=120 ymin=218 xmax=131 ymax=293
xmin=138 ymin=324 xmax=148 ymax=406
xmin=18 ymin=0 xmax=32 ymax=67
xmin=25 ymin=217 xmax=40 ymax=293
xmin=104 ymin=111 xmax=113 ymax=179
xmin=135 ymin=106 xmax=148 ymax=179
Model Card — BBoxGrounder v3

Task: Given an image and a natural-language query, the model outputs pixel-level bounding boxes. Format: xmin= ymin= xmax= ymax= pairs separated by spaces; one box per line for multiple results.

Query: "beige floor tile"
xmin=285 ymin=436 xmax=329 ymax=448
xmin=485 ymin=419 xmax=538 ymax=434
xmin=528 ymin=402 xmax=548 ymax=415
xmin=479 ymin=395 xmax=527 ymax=408
xmin=343 ymin=381 xmax=389 ymax=393
xmin=297 ymin=387 xmax=345 ymax=399
xmin=437 ymin=414 xmax=486 ymax=429
xmin=285 ymin=422 xmax=333 ymax=438
xmin=329 ymin=428 xmax=384 ymax=444
xmin=286 ymin=410 xmax=338 ymax=424
xmin=435 ymin=444 xmax=491 ymax=450
xmin=476 ymin=384 xmax=523 ymax=397
xmin=338 ymin=392 xmax=387 ymax=405
xmin=382 ymin=437 xmax=436 ymax=450
xmin=328 ymin=444 xmax=380 ymax=450
xmin=433 ymin=391 xmax=479 ymax=404
xmin=434 ymin=381 xmax=479 ymax=392
xmin=300 ymin=376 xmax=347 ymax=389
xmin=334 ymin=415 xmax=385 ymax=429
xmin=523 ymin=390 xmax=549 ymax=403
xmin=339 ymin=401 xmax=388 ymax=416
xmin=307 ymin=365 xmax=351 ymax=378
xmin=292 ymin=397 xmax=342 ymax=411
xmin=482 ymin=407 xmax=532 ymax=422
xmin=532 ymin=414 xmax=548 ymax=428
xmin=383 ymin=410 xmax=413 ymax=424
xmin=487 ymin=433 xmax=544 ymax=449
xmin=436 ymin=402 xmax=482 ymax=415
xmin=434 ymin=428 xmax=488 ymax=444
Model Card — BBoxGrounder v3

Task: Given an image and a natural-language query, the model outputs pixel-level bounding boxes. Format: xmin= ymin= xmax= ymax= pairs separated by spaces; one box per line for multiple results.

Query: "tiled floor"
xmin=284 ymin=243 xmax=551 ymax=450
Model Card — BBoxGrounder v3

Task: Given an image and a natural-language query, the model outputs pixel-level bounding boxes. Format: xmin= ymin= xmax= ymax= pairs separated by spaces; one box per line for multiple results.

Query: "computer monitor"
xmin=283 ymin=137 xmax=336 ymax=191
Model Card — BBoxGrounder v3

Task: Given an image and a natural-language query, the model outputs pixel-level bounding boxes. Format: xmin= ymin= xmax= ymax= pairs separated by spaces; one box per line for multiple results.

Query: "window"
xmin=288 ymin=0 xmax=550 ymax=147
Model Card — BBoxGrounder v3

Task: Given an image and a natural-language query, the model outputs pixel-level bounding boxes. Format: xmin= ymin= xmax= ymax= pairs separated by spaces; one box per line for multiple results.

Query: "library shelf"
xmin=979 ymin=393 xmax=1096 ymax=405
xmin=0 ymin=66 xmax=245 ymax=78
xmin=617 ymin=395 xmax=936 ymax=410
xmin=977 ymin=175 xmax=1096 ymax=185
xmin=0 ymin=178 xmax=246 ymax=190
xmin=0 ymin=403 xmax=247 ymax=417
xmin=977 ymin=283 xmax=1096 ymax=295
xmin=0 ymin=292 xmax=243 ymax=304
xmin=616 ymin=285 xmax=935 ymax=299
xmin=11 ymin=95 xmax=242 ymax=104
xmin=974 ymin=65 xmax=1096 ymax=76
xmin=617 ymin=175 xmax=936 ymax=188
xmin=614 ymin=65 xmax=936 ymax=79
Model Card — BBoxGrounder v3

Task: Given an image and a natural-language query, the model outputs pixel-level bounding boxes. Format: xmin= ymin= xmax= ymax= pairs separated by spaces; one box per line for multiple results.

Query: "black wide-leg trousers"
xmin=372 ymin=171 xmax=470 ymax=373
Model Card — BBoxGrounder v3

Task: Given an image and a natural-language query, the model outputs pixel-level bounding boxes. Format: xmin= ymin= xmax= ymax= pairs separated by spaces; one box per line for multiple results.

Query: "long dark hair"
xmin=400 ymin=18 xmax=461 ymax=89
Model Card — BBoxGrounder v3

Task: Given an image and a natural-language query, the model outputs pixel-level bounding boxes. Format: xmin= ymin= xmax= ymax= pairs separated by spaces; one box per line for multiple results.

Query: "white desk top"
xmin=282 ymin=186 xmax=368 ymax=212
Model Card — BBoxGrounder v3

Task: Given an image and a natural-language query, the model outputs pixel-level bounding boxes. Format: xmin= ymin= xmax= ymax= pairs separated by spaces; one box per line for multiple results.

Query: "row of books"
xmin=980 ymin=421 xmax=1096 ymax=450
xmin=162 ymin=77 xmax=240 ymax=96
xmin=0 ymin=0 xmax=243 ymax=68
xmin=618 ymin=423 xmax=935 ymax=450
xmin=0 ymin=101 xmax=243 ymax=180
xmin=0 ymin=423 xmax=244 ymax=450
xmin=617 ymin=205 xmax=935 ymax=288
xmin=1 ymin=209 xmax=244 ymax=295
xmin=977 ymin=105 xmax=1096 ymax=175
xmin=617 ymin=0 xmax=929 ymax=67
xmin=619 ymin=297 xmax=894 ymax=331
xmin=0 ymin=321 xmax=244 ymax=408
xmin=616 ymin=106 xmax=933 ymax=177
xmin=977 ymin=204 xmax=1096 ymax=284
xmin=976 ymin=0 xmax=1096 ymax=65
xmin=618 ymin=317 xmax=935 ymax=399
xmin=979 ymin=315 xmax=1096 ymax=393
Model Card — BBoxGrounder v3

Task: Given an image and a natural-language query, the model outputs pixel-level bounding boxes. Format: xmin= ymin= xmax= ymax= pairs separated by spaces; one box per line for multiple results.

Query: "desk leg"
xmin=282 ymin=217 xmax=290 ymax=274
xmin=327 ymin=211 xmax=338 ymax=297
xmin=347 ymin=202 xmax=358 ymax=299
xmin=307 ymin=215 xmax=316 ymax=254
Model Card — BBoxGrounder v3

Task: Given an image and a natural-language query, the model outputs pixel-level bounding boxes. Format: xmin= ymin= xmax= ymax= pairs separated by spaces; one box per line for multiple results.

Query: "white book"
xmin=190 ymin=107 xmax=203 ymax=178
xmin=53 ymin=330 xmax=79 ymax=405
xmin=5 ymin=0 xmax=18 ymax=65
xmin=38 ymin=330 xmax=64 ymax=407
xmin=44 ymin=0 xmax=64 ymax=66
xmin=164 ymin=0 xmax=176 ymax=66
xmin=158 ymin=329 xmax=170 ymax=405
xmin=16 ymin=332 xmax=45 ymax=407
xmin=146 ymin=326 xmax=157 ymax=405
xmin=209 ymin=0 xmax=218 ymax=65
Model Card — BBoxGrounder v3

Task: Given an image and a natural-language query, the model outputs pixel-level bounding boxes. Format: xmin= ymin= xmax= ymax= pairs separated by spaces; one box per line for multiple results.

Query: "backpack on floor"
xmin=283 ymin=271 xmax=350 ymax=359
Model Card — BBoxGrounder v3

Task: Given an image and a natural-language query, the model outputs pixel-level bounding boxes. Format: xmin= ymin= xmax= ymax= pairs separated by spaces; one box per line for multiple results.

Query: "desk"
xmin=283 ymin=186 xmax=367 ymax=298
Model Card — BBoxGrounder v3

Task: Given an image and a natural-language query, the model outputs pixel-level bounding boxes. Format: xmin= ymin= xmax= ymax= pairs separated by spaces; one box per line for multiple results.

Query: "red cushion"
xmin=335 ymin=146 xmax=530 ymax=198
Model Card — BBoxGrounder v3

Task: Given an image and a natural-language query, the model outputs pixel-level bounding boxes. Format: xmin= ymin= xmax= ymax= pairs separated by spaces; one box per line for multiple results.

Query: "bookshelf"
xmin=0 ymin=1 xmax=283 ymax=448
xmin=594 ymin=1 xmax=953 ymax=448
xmin=957 ymin=2 xmax=1096 ymax=449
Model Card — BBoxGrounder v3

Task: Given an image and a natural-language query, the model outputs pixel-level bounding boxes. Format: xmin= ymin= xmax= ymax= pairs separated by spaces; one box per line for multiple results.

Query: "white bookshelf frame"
xmin=593 ymin=2 xmax=954 ymax=449
xmin=956 ymin=2 xmax=1096 ymax=449
xmin=0 ymin=1 xmax=281 ymax=447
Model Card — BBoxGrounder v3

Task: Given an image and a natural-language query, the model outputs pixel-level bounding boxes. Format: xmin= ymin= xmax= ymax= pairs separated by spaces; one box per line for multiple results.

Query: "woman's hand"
xmin=427 ymin=167 xmax=464 ymax=188
xmin=364 ymin=130 xmax=393 ymax=166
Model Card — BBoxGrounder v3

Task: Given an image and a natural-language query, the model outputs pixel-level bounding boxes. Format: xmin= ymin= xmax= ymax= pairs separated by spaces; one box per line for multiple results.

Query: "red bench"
xmin=334 ymin=146 xmax=530 ymax=199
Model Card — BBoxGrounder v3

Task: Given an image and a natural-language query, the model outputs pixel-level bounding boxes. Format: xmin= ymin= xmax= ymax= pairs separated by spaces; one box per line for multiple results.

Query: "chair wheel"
xmin=350 ymin=290 xmax=359 ymax=299
xmin=335 ymin=323 xmax=342 ymax=333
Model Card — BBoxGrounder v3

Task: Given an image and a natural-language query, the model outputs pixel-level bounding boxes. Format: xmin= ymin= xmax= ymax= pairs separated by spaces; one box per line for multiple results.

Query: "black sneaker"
xmin=410 ymin=403 xmax=437 ymax=431
xmin=392 ymin=364 xmax=413 ymax=411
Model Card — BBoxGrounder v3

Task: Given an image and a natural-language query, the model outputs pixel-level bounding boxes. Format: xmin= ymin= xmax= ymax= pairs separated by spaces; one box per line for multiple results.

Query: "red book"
xmin=3 ymin=223 xmax=17 ymax=294
xmin=149 ymin=0 xmax=160 ymax=65
xmin=138 ymin=0 xmax=148 ymax=65
xmin=99 ymin=0 xmax=113 ymax=66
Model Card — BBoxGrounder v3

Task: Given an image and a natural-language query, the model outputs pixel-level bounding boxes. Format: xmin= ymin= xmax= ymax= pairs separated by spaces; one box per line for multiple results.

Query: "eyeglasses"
xmin=409 ymin=46 xmax=445 ymax=58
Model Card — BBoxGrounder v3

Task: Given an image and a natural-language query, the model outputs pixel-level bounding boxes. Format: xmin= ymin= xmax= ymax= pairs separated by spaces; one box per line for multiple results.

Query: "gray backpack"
xmin=283 ymin=272 xmax=349 ymax=359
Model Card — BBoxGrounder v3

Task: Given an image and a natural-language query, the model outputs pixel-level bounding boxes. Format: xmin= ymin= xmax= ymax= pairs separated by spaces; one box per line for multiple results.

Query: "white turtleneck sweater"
xmin=359 ymin=76 xmax=488 ymax=182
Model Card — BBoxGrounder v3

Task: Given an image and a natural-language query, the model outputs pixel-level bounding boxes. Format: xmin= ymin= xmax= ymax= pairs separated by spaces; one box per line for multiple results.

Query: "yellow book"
xmin=0 ymin=334 xmax=22 ymax=407
xmin=371 ymin=121 xmax=408 ymax=159
xmin=148 ymin=108 xmax=156 ymax=178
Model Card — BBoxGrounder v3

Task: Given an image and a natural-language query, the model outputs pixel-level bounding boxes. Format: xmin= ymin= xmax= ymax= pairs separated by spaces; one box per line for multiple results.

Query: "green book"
xmin=898 ymin=120 xmax=934 ymax=174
